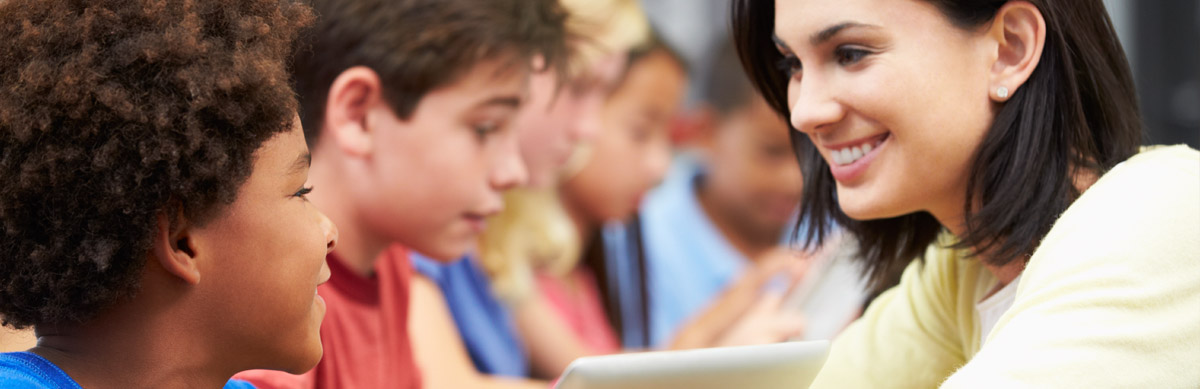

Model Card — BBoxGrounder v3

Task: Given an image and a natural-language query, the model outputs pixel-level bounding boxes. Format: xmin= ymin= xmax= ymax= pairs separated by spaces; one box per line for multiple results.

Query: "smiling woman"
xmin=733 ymin=0 xmax=1199 ymax=387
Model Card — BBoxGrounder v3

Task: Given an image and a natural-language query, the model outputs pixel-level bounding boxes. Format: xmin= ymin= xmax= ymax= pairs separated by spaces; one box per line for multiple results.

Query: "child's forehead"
xmin=441 ymin=54 xmax=531 ymax=90
xmin=414 ymin=57 xmax=531 ymax=106
xmin=718 ymin=99 xmax=789 ymax=139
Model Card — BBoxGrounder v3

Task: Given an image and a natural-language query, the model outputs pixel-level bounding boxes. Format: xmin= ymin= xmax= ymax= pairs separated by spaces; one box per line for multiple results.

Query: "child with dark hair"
xmin=513 ymin=35 xmax=748 ymax=375
xmin=234 ymin=0 xmax=569 ymax=388
xmin=0 ymin=0 xmax=334 ymax=388
xmin=630 ymin=37 xmax=872 ymax=347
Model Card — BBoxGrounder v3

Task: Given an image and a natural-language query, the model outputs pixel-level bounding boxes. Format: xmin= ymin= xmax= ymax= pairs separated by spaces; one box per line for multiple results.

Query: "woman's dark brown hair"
xmin=731 ymin=0 xmax=1143 ymax=290
xmin=0 ymin=0 xmax=311 ymax=328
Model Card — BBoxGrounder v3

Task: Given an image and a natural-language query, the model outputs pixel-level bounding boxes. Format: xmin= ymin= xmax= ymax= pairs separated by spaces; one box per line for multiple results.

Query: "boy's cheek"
xmin=410 ymin=222 xmax=479 ymax=262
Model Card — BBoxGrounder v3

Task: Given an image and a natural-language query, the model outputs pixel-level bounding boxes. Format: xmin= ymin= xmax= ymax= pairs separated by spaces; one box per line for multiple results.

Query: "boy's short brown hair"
xmin=295 ymin=0 xmax=571 ymax=145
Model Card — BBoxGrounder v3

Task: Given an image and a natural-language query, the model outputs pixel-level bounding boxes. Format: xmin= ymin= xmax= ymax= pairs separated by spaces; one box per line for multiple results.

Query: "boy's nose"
xmin=491 ymin=141 xmax=529 ymax=191
xmin=318 ymin=212 xmax=339 ymax=253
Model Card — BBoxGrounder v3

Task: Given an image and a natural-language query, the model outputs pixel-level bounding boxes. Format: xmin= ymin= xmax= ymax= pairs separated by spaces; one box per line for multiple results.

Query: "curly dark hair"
xmin=0 ymin=0 xmax=313 ymax=329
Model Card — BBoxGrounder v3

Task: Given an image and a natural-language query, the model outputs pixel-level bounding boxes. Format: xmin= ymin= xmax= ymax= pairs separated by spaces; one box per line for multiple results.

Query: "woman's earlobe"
xmin=988 ymin=1 xmax=1047 ymax=100
xmin=992 ymin=86 xmax=1010 ymax=102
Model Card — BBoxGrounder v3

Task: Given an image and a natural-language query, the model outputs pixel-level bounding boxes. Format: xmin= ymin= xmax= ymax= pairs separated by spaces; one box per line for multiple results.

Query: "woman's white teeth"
xmin=831 ymin=139 xmax=880 ymax=166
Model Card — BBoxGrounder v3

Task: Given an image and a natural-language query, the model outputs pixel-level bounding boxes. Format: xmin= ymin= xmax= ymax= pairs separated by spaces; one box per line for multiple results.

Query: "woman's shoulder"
xmin=1065 ymin=144 xmax=1197 ymax=229
xmin=1023 ymin=143 xmax=1199 ymax=290
xmin=1104 ymin=144 xmax=1198 ymax=184
xmin=961 ymin=145 xmax=1200 ymax=386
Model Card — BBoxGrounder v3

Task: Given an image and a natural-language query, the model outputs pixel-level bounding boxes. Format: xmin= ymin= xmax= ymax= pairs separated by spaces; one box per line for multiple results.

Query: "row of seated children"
xmin=402 ymin=0 xmax=877 ymax=385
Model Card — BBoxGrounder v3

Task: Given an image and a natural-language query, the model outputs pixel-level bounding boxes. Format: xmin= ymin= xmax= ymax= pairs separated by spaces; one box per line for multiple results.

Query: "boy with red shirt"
xmin=236 ymin=0 xmax=568 ymax=387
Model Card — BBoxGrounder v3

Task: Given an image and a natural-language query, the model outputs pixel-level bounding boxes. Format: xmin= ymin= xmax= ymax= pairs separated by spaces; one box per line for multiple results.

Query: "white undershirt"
xmin=976 ymin=274 xmax=1022 ymax=346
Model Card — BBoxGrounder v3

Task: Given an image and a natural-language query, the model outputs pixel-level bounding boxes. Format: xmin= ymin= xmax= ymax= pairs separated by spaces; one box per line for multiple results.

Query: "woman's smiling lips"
xmin=821 ymin=132 xmax=891 ymax=183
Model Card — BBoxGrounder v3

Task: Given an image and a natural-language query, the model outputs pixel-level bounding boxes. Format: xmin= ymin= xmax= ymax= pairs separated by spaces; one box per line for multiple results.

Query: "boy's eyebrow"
xmin=473 ymin=95 xmax=522 ymax=110
xmin=289 ymin=152 xmax=312 ymax=174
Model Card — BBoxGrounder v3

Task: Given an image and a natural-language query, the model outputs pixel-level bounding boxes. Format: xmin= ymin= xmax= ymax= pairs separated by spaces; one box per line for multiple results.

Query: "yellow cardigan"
xmin=810 ymin=145 xmax=1200 ymax=388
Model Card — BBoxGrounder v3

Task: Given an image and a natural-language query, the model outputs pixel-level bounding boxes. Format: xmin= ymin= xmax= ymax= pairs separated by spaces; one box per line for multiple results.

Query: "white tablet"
xmin=554 ymin=340 xmax=830 ymax=389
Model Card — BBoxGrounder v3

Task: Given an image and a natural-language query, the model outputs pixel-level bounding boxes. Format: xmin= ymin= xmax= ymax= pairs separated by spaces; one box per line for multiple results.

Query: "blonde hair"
xmin=479 ymin=0 xmax=651 ymax=306
xmin=477 ymin=188 xmax=579 ymax=304
xmin=561 ymin=0 xmax=652 ymax=78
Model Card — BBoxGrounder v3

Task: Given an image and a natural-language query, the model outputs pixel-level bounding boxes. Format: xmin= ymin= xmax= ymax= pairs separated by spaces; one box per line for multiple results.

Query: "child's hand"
xmin=712 ymin=291 xmax=807 ymax=347
xmin=669 ymin=248 xmax=810 ymax=349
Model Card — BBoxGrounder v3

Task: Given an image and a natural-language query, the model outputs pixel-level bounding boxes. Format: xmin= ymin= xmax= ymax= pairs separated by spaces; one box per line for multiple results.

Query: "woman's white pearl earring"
xmin=997 ymin=86 xmax=1009 ymax=99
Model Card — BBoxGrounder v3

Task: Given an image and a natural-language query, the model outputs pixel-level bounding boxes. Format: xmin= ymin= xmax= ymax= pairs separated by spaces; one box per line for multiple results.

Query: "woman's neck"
xmin=934 ymin=209 xmax=1024 ymax=286
xmin=933 ymin=166 xmax=1098 ymax=286
xmin=985 ymin=260 xmax=1026 ymax=288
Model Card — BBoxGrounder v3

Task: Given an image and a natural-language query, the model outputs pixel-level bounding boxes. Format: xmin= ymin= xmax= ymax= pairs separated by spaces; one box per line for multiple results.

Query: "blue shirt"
xmin=411 ymin=254 xmax=529 ymax=378
xmin=0 ymin=351 xmax=255 ymax=388
xmin=638 ymin=154 xmax=752 ymax=347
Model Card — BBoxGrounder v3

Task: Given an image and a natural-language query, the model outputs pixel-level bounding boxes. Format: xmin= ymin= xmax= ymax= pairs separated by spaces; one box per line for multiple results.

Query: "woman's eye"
xmin=835 ymin=46 xmax=870 ymax=66
xmin=294 ymin=186 xmax=314 ymax=199
xmin=775 ymin=54 xmax=802 ymax=78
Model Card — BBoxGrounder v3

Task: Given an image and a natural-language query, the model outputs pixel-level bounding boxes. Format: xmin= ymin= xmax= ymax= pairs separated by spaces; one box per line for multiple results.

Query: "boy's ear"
xmin=986 ymin=1 xmax=1046 ymax=102
xmin=150 ymin=211 xmax=201 ymax=285
xmin=325 ymin=66 xmax=385 ymax=157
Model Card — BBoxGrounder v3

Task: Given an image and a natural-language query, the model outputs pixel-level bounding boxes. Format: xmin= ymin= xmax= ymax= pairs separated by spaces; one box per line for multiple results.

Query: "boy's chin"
xmin=275 ymin=341 xmax=324 ymax=375
xmin=411 ymin=240 xmax=474 ymax=262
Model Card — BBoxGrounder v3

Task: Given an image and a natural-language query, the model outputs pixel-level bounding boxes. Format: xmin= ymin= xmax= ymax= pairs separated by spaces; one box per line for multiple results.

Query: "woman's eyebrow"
xmin=810 ymin=22 xmax=880 ymax=46
xmin=773 ymin=21 xmax=880 ymax=51
xmin=772 ymin=34 xmax=791 ymax=52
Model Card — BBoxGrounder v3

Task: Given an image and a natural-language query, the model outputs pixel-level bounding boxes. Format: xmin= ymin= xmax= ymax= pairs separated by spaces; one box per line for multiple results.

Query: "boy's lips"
xmin=318 ymin=263 xmax=332 ymax=285
xmin=463 ymin=209 xmax=500 ymax=233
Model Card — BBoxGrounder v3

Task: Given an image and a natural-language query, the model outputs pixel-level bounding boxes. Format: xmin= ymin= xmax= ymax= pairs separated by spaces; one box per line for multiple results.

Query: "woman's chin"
xmin=837 ymin=198 xmax=899 ymax=221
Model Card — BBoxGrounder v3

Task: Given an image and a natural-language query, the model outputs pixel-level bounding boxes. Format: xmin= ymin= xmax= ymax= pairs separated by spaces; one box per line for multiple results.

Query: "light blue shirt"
xmin=637 ymin=154 xmax=753 ymax=347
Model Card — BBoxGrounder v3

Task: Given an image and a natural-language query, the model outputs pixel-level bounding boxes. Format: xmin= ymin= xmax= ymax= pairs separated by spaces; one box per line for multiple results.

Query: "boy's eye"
xmin=473 ymin=123 xmax=499 ymax=141
xmin=775 ymin=54 xmax=802 ymax=78
xmin=834 ymin=46 xmax=871 ymax=66
xmin=763 ymin=144 xmax=793 ymax=159
xmin=293 ymin=186 xmax=313 ymax=199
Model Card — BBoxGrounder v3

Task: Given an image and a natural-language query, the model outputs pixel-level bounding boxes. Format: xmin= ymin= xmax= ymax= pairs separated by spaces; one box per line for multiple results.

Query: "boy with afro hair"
xmin=0 ymin=0 xmax=339 ymax=388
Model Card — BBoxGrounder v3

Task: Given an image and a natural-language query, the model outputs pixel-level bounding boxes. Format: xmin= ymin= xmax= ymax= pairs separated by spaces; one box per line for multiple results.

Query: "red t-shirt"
xmin=236 ymin=246 xmax=422 ymax=388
